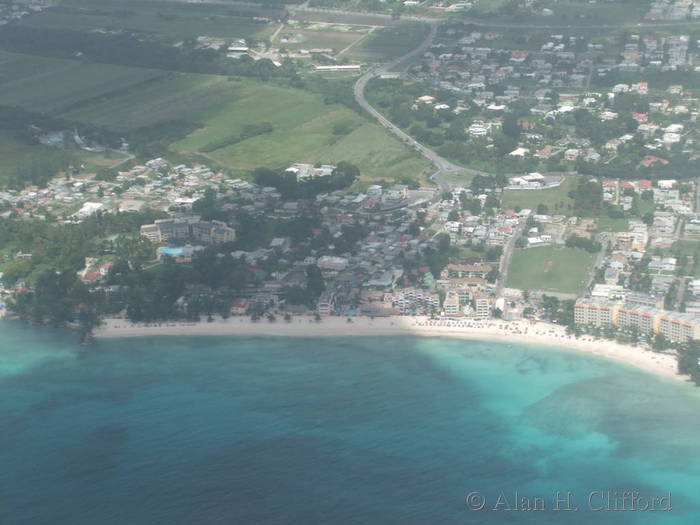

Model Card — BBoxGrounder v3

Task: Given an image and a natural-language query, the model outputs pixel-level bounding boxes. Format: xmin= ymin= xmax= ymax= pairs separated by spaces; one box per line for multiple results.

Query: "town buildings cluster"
xmin=0 ymin=0 xmax=50 ymax=25
xmin=401 ymin=24 xmax=700 ymax=172
xmin=573 ymin=177 xmax=700 ymax=343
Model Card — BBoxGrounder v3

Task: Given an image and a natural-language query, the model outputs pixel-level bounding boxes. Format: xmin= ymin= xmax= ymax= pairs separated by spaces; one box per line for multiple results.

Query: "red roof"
xmin=640 ymin=156 xmax=669 ymax=168
xmin=84 ymin=271 xmax=100 ymax=282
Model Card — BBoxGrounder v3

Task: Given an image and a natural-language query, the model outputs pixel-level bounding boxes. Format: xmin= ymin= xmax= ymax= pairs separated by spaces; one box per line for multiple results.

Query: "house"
xmin=230 ymin=298 xmax=251 ymax=316
xmin=564 ymin=148 xmax=580 ymax=161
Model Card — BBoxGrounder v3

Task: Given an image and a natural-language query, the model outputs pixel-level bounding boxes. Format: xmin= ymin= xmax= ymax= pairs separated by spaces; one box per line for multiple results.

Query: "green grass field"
xmin=174 ymin=80 xmax=431 ymax=180
xmin=674 ymin=240 xmax=700 ymax=257
xmin=18 ymin=1 xmax=275 ymax=42
xmin=61 ymin=73 xmax=238 ymax=132
xmin=501 ymin=177 xmax=576 ymax=214
xmin=471 ymin=0 xmax=648 ymax=25
xmin=0 ymin=132 xmax=123 ymax=187
xmin=346 ymin=22 xmax=428 ymax=61
xmin=275 ymin=22 xmax=372 ymax=53
xmin=507 ymin=246 xmax=595 ymax=294
xmin=0 ymin=52 xmax=164 ymax=114
xmin=0 ymin=133 xmax=48 ymax=172
xmin=0 ymin=52 xmax=429 ymax=181
xmin=597 ymin=217 xmax=629 ymax=233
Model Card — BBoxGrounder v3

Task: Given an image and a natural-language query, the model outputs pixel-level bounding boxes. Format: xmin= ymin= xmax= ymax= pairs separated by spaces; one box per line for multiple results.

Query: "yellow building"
xmin=574 ymin=298 xmax=621 ymax=327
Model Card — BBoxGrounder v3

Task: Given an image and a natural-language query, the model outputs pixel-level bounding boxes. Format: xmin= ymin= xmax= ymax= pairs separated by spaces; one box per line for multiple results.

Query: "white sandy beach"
xmin=94 ymin=316 xmax=687 ymax=382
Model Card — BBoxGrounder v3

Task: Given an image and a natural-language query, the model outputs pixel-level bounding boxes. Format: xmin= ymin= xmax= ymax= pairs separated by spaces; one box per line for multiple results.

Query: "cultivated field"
xmin=346 ymin=22 xmax=429 ymax=61
xmin=0 ymin=52 xmax=430 ymax=181
xmin=174 ymin=80 xmax=431 ymax=181
xmin=507 ymin=246 xmax=595 ymax=294
xmin=61 ymin=74 xmax=238 ymax=132
xmin=0 ymin=52 xmax=164 ymax=115
xmin=470 ymin=0 xmax=649 ymax=25
xmin=18 ymin=0 xmax=276 ymax=42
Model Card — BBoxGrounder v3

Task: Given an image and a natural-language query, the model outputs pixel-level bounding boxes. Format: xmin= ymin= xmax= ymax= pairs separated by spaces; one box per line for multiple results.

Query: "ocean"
xmin=0 ymin=320 xmax=699 ymax=524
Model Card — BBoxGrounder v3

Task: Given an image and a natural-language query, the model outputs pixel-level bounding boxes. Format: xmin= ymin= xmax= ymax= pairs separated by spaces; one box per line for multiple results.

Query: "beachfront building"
xmin=390 ymin=288 xmax=440 ymax=314
xmin=658 ymin=312 xmax=700 ymax=343
xmin=616 ymin=305 xmax=659 ymax=336
xmin=574 ymin=298 xmax=621 ymax=327
xmin=576 ymin=295 xmax=700 ymax=342
xmin=474 ymin=296 xmax=491 ymax=318
xmin=443 ymin=291 xmax=461 ymax=316
xmin=625 ymin=292 xmax=665 ymax=310
xmin=445 ymin=277 xmax=487 ymax=304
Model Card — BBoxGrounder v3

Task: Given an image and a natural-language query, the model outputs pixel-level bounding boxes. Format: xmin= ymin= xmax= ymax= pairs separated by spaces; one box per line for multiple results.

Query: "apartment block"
xmin=574 ymin=298 xmax=620 ymax=327
xmin=140 ymin=217 xmax=236 ymax=245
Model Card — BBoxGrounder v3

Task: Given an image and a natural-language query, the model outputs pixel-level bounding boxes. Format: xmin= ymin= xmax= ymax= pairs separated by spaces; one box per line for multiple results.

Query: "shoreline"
xmin=94 ymin=316 xmax=686 ymax=382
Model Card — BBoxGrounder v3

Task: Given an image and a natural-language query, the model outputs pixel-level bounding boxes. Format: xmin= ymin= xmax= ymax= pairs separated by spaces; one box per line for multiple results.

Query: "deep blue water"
xmin=1 ymin=320 xmax=699 ymax=524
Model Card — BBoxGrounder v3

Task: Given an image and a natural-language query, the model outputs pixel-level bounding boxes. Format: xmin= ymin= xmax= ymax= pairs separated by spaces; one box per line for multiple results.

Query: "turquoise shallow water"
xmin=1 ymin=320 xmax=699 ymax=524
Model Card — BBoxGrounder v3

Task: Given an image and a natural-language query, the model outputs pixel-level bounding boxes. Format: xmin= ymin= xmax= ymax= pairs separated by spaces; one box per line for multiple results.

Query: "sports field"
xmin=507 ymin=246 xmax=595 ymax=294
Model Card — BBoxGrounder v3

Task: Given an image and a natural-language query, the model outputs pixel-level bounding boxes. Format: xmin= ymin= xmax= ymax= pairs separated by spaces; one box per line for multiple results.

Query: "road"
xmin=585 ymin=232 xmax=612 ymax=291
xmin=172 ymin=0 xmax=700 ymax=30
xmin=352 ymin=20 xmax=474 ymax=192
xmin=495 ymin=220 xmax=526 ymax=295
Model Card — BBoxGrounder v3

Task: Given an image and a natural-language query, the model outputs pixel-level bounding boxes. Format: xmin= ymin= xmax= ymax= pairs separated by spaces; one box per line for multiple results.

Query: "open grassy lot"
xmin=674 ymin=240 xmax=700 ymax=257
xmin=18 ymin=0 xmax=276 ymax=42
xmin=346 ymin=22 xmax=428 ymax=61
xmin=507 ymin=245 xmax=595 ymax=294
xmin=0 ymin=133 xmax=49 ymax=172
xmin=501 ymin=177 xmax=576 ymax=214
xmin=0 ymin=132 xmax=124 ymax=187
xmin=275 ymin=22 xmax=373 ymax=54
xmin=596 ymin=217 xmax=629 ymax=233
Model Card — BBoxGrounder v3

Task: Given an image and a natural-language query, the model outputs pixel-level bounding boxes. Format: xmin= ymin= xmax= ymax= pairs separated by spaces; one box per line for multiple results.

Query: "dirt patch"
xmin=543 ymin=261 xmax=553 ymax=273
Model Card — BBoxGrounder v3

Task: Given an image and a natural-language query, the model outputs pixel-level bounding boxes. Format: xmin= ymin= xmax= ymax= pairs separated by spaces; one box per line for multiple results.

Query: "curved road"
xmin=353 ymin=20 xmax=474 ymax=192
